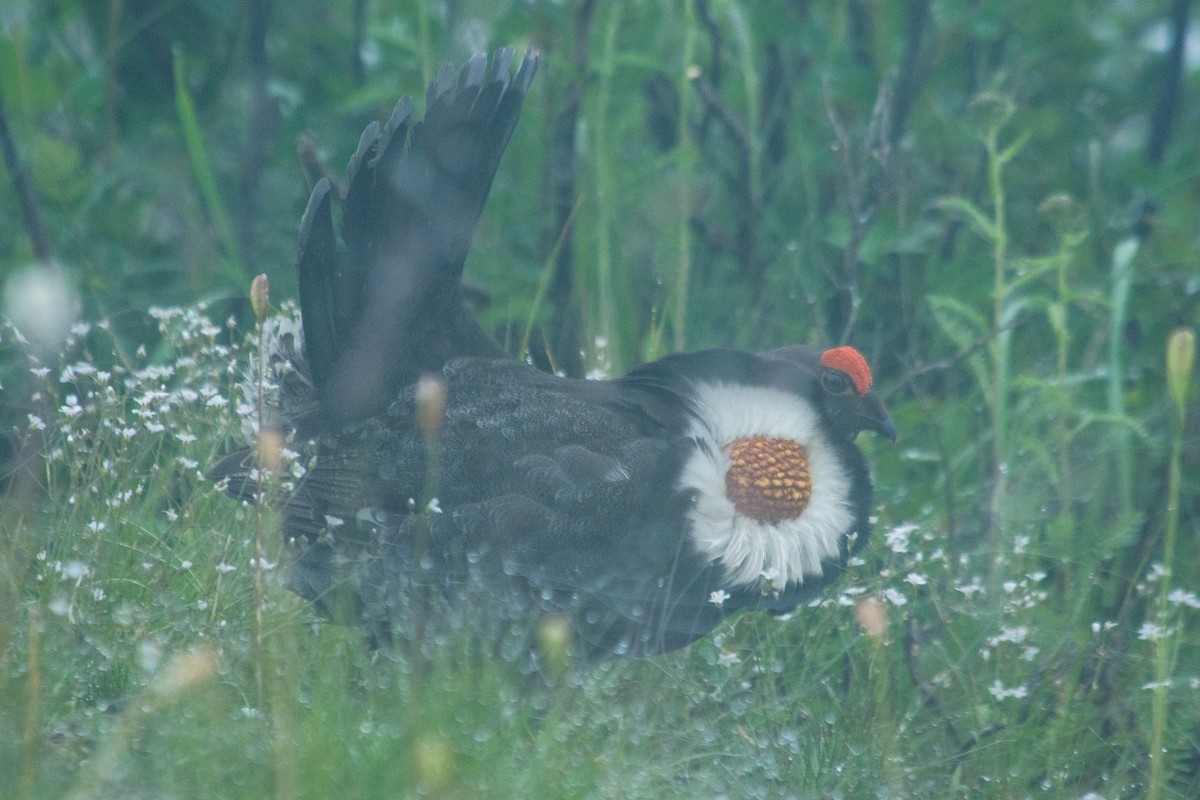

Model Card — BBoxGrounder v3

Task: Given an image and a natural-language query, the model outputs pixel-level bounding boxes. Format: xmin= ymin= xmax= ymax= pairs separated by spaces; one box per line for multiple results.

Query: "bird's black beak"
xmin=859 ymin=394 xmax=897 ymax=442
xmin=872 ymin=414 xmax=898 ymax=443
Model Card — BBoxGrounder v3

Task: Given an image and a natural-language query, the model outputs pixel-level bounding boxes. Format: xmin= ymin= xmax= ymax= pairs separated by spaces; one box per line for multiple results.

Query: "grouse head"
xmin=210 ymin=48 xmax=895 ymax=658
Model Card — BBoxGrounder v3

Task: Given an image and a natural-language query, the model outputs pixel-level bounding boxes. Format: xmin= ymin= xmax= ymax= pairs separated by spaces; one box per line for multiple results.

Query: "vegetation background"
xmin=1 ymin=0 xmax=1198 ymax=797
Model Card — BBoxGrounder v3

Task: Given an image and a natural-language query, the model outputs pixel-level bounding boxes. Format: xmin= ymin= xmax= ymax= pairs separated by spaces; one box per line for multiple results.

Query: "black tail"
xmin=296 ymin=47 xmax=539 ymax=428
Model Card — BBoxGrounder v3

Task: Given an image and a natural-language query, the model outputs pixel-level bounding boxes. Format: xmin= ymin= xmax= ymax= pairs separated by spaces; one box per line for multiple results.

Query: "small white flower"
xmin=1168 ymin=589 xmax=1200 ymax=609
xmin=1137 ymin=622 xmax=1173 ymax=641
xmin=709 ymin=589 xmax=731 ymax=607
xmin=956 ymin=578 xmax=984 ymax=597
xmin=717 ymin=650 xmax=741 ymax=667
xmin=987 ymin=680 xmax=1028 ymax=701
xmin=27 ymin=414 xmax=46 ymax=431
xmin=215 ymin=563 xmax=236 ymax=574
xmin=61 ymin=398 xmax=83 ymax=418
xmin=425 ymin=498 xmax=443 ymax=514
xmin=882 ymin=588 xmax=908 ymax=606
xmin=988 ymin=625 xmax=1029 ymax=646
xmin=885 ymin=523 xmax=917 ymax=554
xmin=905 ymin=572 xmax=927 ymax=586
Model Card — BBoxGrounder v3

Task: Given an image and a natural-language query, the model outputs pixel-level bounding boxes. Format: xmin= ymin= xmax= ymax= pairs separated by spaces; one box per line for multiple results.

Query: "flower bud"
xmin=416 ymin=374 xmax=446 ymax=438
xmin=537 ymin=613 xmax=573 ymax=675
xmin=250 ymin=274 xmax=269 ymax=323
xmin=967 ymin=91 xmax=1015 ymax=133
xmin=413 ymin=733 xmax=454 ymax=791
xmin=1167 ymin=328 xmax=1195 ymax=414
xmin=855 ymin=596 xmax=888 ymax=640
xmin=149 ymin=647 xmax=218 ymax=700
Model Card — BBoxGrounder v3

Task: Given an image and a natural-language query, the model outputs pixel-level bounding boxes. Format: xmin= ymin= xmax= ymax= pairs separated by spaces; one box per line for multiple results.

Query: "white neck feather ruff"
xmin=679 ymin=382 xmax=856 ymax=588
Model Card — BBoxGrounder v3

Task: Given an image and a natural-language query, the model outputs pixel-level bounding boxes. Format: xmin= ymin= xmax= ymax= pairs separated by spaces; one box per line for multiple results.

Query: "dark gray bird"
xmin=211 ymin=48 xmax=895 ymax=657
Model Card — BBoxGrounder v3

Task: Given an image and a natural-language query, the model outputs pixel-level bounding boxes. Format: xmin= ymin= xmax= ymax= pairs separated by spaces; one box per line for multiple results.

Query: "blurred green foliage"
xmin=2 ymin=0 xmax=1199 ymax=797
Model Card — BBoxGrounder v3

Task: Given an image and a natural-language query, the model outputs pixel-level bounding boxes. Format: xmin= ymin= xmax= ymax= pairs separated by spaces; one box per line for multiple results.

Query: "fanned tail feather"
xmin=295 ymin=47 xmax=539 ymax=429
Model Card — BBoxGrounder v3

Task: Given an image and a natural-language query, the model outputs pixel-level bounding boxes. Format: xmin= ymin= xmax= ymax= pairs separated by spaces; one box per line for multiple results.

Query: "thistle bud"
xmin=537 ymin=613 xmax=573 ymax=675
xmin=413 ymin=733 xmax=454 ymax=792
xmin=149 ymin=647 xmax=218 ymax=700
xmin=416 ymin=374 xmax=446 ymax=439
xmin=257 ymin=427 xmax=285 ymax=477
xmin=1038 ymin=193 xmax=1085 ymax=240
xmin=967 ymin=91 xmax=1015 ymax=133
xmin=855 ymin=596 xmax=888 ymax=641
xmin=250 ymin=274 xmax=269 ymax=323
xmin=1167 ymin=328 xmax=1195 ymax=414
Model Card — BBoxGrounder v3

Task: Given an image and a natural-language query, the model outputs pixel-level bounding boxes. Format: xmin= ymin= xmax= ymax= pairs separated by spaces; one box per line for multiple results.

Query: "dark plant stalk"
xmin=0 ymin=80 xmax=51 ymax=264
xmin=104 ymin=0 xmax=123 ymax=163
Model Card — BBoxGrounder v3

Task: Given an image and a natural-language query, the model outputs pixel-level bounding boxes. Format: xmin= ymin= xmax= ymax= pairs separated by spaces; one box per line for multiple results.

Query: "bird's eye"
xmin=822 ymin=370 xmax=852 ymax=395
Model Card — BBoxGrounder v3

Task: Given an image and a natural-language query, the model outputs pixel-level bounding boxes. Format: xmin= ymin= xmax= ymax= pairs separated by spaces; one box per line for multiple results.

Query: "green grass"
xmin=1 ymin=302 xmax=1194 ymax=798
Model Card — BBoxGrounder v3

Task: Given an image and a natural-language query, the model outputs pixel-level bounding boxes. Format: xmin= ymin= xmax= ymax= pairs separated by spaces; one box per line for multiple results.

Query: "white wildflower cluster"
xmin=1136 ymin=622 xmax=1175 ymax=642
xmin=8 ymin=302 xmax=260 ymax=654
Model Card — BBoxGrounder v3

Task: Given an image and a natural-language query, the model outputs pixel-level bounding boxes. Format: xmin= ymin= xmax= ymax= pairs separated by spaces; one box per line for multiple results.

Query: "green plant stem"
xmin=985 ymin=127 xmax=1011 ymax=539
xmin=590 ymin=3 xmax=622 ymax=374
xmin=1148 ymin=402 xmax=1185 ymax=800
xmin=417 ymin=1 xmax=432 ymax=87
xmin=672 ymin=0 xmax=697 ymax=354
xmin=1051 ymin=235 xmax=1076 ymax=593
xmin=1107 ymin=239 xmax=1138 ymax=520
xmin=19 ymin=609 xmax=39 ymax=800
xmin=253 ymin=319 xmax=266 ymax=709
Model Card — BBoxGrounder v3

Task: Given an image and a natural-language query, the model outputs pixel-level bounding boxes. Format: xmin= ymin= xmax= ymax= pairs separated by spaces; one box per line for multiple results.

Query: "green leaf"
xmin=934 ymin=196 xmax=997 ymax=242
xmin=928 ymin=294 xmax=993 ymax=400
xmin=1007 ymin=255 xmax=1061 ymax=292
xmin=172 ymin=48 xmax=245 ymax=284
